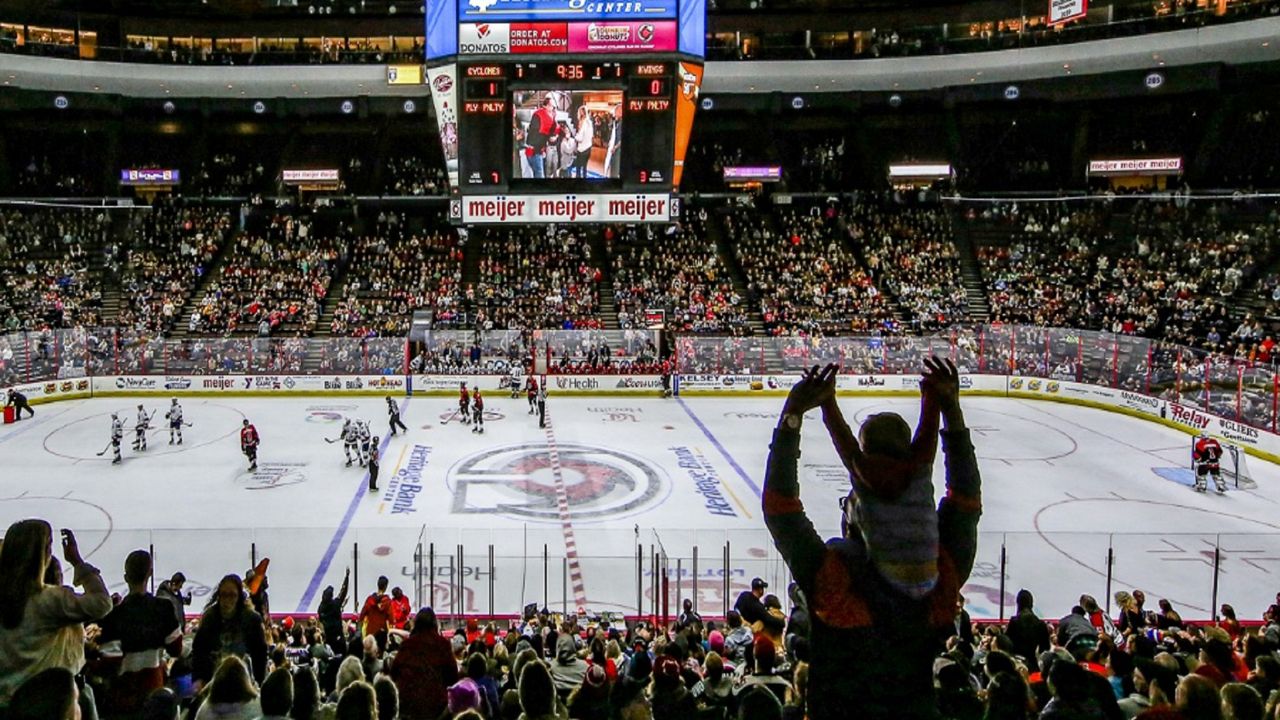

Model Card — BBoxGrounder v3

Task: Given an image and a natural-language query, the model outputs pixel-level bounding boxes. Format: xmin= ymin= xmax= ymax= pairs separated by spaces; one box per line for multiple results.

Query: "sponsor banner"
xmin=723 ymin=166 xmax=782 ymax=182
xmin=1087 ymin=158 xmax=1182 ymax=176
xmin=567 ymin=20 xmax=677 ymax=53
xmin=459 ymin=22 xmax=511 ymax=53
xmin=888 ymin=163 xmax=953 ymax=179
xmin=553 ymin=375 xmax=664 ymax=393
xmin=282 ymin=169 xmax=340 ymax=183
xmin=460 ymin=194 xmax=675 ymax=224
xmin=458 ymin=0 xmax=679 ymax=24
xmin=680 ymin=374 xmax=995 ymax=394
xmin=511 ymin=22 xmax=569 ymax=53
xmin=4 ymin=378 xmax=91 ymax=403
xmin=671 ymin=61 xmax=703 ymax=188
xmin=119 ymin=168 xmax=180 ymax=186
xmin=1049 ymin=0 xmax=1088 ymax=25
xmin=92 ymin=375 xmax=405 ymax=394
xmin=386 ymin=64 xmax=424 ymax=85
xmin=413 ymin=375 xmax=497 ymax=393
xmin=426 ymin=65 xmax=461 ymax=188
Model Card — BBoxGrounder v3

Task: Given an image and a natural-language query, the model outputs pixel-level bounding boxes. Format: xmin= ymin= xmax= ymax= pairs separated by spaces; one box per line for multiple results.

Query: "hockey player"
xmin=340 ymin=418 xmax=360 ymax=467
xmin=386 ymin=396 xmax=408 ymax=436
xmin=660 ymin=357 xmax=673 ymax=398
xmin=1193 ymin=431 xmax=1228 ymax=494
xmin=471 ymin=387 xmax=485 ymax=434
xmin=507 ymin=364 xmax=523 ymax=399
xmin=356 ymin=420 xmax=373 ymax=467
xmin=165 ymin=398 xmax=184 ymax=445
xmin=110 ymin=412 xmax=124 ymax=465
xmin=526 ymin=376 xmax=540 ymax=415
xmin=459 ymin=382 xmax=472 ymax=425
xmin=241 ymin=419 xmax=260 ymax=472
xmin=133 ymin=404 xmax=152 ymax=452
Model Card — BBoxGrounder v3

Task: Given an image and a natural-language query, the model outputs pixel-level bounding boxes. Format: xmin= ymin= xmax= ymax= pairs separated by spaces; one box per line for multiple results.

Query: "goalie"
xmin=1193 ymin=431 xmax=1228 ymax=494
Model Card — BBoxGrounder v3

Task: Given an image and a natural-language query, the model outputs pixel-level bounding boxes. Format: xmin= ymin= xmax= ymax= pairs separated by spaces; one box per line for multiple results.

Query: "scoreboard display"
xmin=458 ymin=60 xmax=678 ymax=190
xmin=425 ymin=0 xmax=706 ymax=223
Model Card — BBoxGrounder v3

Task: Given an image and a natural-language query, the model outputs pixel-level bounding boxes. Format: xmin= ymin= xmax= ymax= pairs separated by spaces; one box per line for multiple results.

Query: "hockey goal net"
xmin=1189 ymin=438 xmax=1258 ymax=490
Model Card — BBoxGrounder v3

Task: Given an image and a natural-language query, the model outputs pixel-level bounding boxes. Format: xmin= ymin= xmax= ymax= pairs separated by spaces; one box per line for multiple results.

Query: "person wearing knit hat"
xmin=734 ymin=636 xmax=792 ymax=706
xmin=448 ymin=677 xmax=482 ymax=716
xmin=707 ymin=630 xmax=726 ymax=655
xmin=650 ymin=655 xmax=697 ymax=719
xmin=566 ymin=665 xmax=611 ymax=720
xmin=763 ymin=359 xmax=982 ymax=720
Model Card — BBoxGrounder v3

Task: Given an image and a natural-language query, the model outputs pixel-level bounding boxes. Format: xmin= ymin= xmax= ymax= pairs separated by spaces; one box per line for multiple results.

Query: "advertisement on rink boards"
xmin=2 ymin=378 xmax=91 ymax=404
xmin=411 ymin=375 xmax=665 ymax=394
xmin=675 ymin=374 xmax=999 ymax=394
xmin=91 ymin=375 xmax=410 ymax=395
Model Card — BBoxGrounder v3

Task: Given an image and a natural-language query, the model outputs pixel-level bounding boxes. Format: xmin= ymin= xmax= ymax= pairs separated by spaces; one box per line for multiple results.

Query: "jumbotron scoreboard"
xmin=425 ymin=0 xmax=706 ymax=224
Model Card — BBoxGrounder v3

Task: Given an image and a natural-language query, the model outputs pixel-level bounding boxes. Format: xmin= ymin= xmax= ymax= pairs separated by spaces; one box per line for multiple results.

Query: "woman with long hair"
xmin=194 ymin=656 xmax=261 ymax=720
xmin=0 ymin=520 xmax=111 ymax=711
xmin=570 ymin=105 xmax=594 ymax=179
xmin=192 ymin=574 xmax=269 ymax=690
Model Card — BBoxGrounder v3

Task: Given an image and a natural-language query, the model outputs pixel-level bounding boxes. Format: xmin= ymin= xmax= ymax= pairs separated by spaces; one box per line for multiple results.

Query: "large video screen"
xmin=511 ymin=89 xmax=623 ymax=180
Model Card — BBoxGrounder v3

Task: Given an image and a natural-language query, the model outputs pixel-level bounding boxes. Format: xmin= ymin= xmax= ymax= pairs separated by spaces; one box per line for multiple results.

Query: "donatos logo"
xmin=449 ymin=443 xmax=667 ymax=521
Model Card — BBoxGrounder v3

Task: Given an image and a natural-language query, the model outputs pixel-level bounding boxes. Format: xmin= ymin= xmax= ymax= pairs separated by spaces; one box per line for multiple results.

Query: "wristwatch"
xmin=779 ymin=412 xmax=802 ymax=430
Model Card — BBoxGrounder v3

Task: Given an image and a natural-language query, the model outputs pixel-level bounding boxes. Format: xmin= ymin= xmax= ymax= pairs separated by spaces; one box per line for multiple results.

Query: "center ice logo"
xmin=450 ymin=443 xmax=666 ymax=521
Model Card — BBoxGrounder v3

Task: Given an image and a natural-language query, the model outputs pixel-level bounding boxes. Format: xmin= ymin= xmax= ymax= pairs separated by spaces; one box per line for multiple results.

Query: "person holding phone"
xmin=0 ymin=521 xmax=113 ymax=712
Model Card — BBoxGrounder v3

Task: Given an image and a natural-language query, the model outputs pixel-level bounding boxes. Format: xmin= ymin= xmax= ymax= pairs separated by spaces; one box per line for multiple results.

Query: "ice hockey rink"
xmin=3 ymin=392 xmax=1280 ymax=622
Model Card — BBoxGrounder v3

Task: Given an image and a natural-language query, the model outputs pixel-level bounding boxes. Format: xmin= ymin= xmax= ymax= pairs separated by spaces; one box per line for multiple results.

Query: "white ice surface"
xmin=3 ymin=394 xmax=1279 ymax=621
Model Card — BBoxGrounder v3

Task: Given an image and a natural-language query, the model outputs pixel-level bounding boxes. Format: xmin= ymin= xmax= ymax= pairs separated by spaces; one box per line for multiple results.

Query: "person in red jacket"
xmin=389 ymin=587 xmax=411 ymax=631
xmin=389 ymin=607 xmax=457 ymax=720
xmin=359 ymin=576 xmax=393 ymax=652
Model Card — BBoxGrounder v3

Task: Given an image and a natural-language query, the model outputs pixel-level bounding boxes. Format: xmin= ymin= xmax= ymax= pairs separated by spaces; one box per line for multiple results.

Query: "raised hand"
xmin=784 ymin=363 xmax=839 ymax=416
xmin=921 ymin=355 xmax=960 ymax=410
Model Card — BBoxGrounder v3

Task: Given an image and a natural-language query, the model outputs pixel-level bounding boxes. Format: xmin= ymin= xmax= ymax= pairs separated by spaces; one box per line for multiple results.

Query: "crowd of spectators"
xmin=330 ymin=213 xmax=464 ymax=337
xmin=190 ymin=154 xmax=270 ymax=198
xmin=382 ymin=157 xmax=448 ymax=197
xmin=975 ymin=200 xmax=1278 ymax=358
xmin=112 ymin=205 xmax=232 ymax=335
xmin=190 ymin=213 xmax=348 ymax=336
xmin=472 ymin=227 xmax=604 ymax=331
xmin=845 ymin=201 xmax=968 ymax=331
xmin=0 ymin=207 xmax=108 ymax=332
xmin=608 ymin=214 xmax=753 ymax=335
xmin=13 ymin=156 xmax=95 ymax=197
xmin=726 ymin=204 xmax=896 ymax=336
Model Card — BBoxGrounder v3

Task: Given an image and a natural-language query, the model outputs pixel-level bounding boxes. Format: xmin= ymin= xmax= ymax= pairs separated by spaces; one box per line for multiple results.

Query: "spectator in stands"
xmin=96 ymin=549 xmax=182 ymax=714
xmin=335 ymin=680 xmax=378 ymax=719
xmin=195 ymin=656 xmax=262 ymax=719
xmin=0 ymin=521 xmax=111 ymax=712
xmin=319 ymin=570 xmax=350 ymax=654
xmin=260 ymin=667 xmax=294 ymax=720
xmin=389 ymin=607 xmax=457 ymax=720
xmin=1006 ymin=590 xmax=1051 ymax=667
xmin=359 ymin=576 xmax=393 ymax=652
xmin=374 ymin=676 xmax=399 ymax=720
xmin=7 ymin=667 xmax=80 ymax=720
xmin=735 ymin=635 xmax=792 ymax=706
xmin=551 ymin=634 xmax=588 ymax=697
xmin=192 ymin=574 xmax=269 ymax=687
xmin=762 ymin=358 xmax=980 ymax=720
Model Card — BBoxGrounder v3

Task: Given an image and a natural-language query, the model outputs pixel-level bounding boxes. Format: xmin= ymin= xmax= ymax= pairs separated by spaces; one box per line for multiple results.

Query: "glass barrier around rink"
xmin=48 ymin=523 xmax=1280 ymax=622
xmin=675 ymin=327 xmax=1280 ymax=434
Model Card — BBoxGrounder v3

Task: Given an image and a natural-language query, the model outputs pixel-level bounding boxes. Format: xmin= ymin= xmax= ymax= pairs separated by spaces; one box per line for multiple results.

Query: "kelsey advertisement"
xmin=459 ymin=21 xmax=674 ymax=53
xmin=458 ymin=193 xmax=676 ymax=224
xmin=458 ymin=0 xmax=678 ymax=24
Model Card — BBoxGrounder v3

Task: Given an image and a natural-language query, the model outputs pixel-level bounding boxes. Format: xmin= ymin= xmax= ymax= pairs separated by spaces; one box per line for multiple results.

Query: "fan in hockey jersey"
xmin=134 ymin=404 xmax=151 ymax=452
xmin=1193 ymin=431 xmax=1228 ymax=493
xmin=166 ymin=399 xmax=184 ymax=445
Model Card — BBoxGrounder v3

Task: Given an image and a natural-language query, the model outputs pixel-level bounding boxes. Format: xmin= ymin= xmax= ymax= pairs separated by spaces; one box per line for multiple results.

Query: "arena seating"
xmin=471 ymin=226 xmax=604 ymax=331
xmin=0 ymin=207 xmax=108 ymax=331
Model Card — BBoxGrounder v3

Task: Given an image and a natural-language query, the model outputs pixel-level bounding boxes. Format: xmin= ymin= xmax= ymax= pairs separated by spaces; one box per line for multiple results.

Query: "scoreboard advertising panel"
xmin=425 ymin=0 xmax=705 ymax=223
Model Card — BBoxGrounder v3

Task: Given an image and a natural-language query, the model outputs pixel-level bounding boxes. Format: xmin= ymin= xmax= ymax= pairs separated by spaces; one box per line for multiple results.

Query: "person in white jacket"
xmin=570 ymin=106 xmax=595 ymax=179
xmin=0 ymin=521 xmax=112 ymax=712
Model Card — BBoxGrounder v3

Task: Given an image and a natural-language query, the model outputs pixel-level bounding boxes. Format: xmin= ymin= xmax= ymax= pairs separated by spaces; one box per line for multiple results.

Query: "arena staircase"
xmin=168 ymin=232 xmax=238 ymax=340
xmin=586 ymin=227 xmax=620 ymax=329
xmin=705 ymin=205 xmax=768 ymax=337
xmin=949 ymin=214 xmax=993 ymax=323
